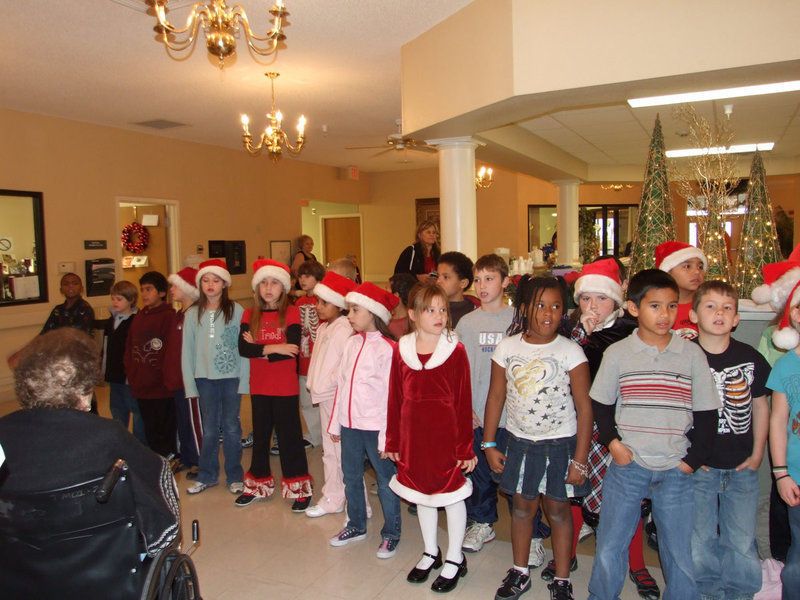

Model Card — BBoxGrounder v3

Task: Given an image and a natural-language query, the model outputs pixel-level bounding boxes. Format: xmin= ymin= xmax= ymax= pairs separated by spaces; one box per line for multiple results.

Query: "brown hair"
xmin=692 ymin=280 xmax=739 ymax=313
xmin=407 ymin=281 xmax=452 ymax=332
xmin=474 ymin=253 xmax=509 ymax=279
xmin=414 ymin=220 xmax=441 ymax=258
xmin=14 ymin=329 xmax=99 ymax=410
xmin=197 ymin=284 xmax=235 ymax=325
xmin=111 ymin=280 xmax=138 ymax=304
xmin=297 ymin=259 xmax=326 ymax=282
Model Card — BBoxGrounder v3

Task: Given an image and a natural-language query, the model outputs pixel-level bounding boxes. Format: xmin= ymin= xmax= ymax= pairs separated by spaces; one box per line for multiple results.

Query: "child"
xmin=41 ymin=272 xmax=95 ymax=335
xmin=437 ymin=251 xmax=479 ymax=327
xmin=484 ymin=275 xmax=591 ymax=600
xmin=95 ymin=280 xmax=145 ymax=445
xmin=182 ymin=259 xmax=249 ymax=495
xmin=455 ymin=254 xmax=516 ymax=552
xmin=295 ymin=259 xmax=326 ymax=448
xmin=386 ymin=281 xmax=476 ymax=592
xmin=588 ymin=269 xmax=720 ymax=600
xmin=164 ymin=267 xmax=202 ymax=479
xmin=124 ymin=271 xmax=177 ymax=458
xmin=329 ymin=282 xmax=401 ymax=559
xmin=387 ymin=272 xmax=417 ymax=339
xmin=655 ymin=241 xmax=707 ymax=339
xmin=305 ymin=271 xmax=357 ymax=517
xmin=689 ymin=280 xmax=770 ymax=600
xmin=329 ymin=257 xmax=359 ymax=282
xmin=236 ymin=259 xmax=313 ymax=511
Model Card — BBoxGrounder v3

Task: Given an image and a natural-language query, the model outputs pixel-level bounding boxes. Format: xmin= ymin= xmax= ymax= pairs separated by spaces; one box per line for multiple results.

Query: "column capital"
xmin=551 ymin=178 xmax=583 ymax=186
xmin=425 ymin=136 xmax=484 ymax=149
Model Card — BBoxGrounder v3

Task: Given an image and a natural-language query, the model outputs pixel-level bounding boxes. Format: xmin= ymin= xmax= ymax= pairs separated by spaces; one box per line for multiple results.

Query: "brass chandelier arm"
xmin=154 ymin=3 xmax=211 ymax=39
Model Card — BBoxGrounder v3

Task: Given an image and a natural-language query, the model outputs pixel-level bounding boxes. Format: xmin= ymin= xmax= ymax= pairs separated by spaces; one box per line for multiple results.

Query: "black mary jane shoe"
xmin=407 ymin=548 xmax=443 ymax=583
xmin=430 ymin=554 xmax=467 ymax=593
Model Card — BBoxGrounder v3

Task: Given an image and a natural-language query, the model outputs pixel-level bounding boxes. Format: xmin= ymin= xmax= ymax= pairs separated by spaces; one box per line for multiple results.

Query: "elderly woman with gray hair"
xmin=0 ymin=328 xmax=180 ymax=557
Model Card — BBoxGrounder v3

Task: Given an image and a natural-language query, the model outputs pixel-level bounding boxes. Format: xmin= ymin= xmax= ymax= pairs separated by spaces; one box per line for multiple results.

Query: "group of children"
xmin=34 ymin=235 xmax=800 ymax=600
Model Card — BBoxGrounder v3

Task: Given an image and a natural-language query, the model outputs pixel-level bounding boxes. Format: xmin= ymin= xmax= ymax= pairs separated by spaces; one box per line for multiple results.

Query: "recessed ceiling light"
xmin=628 ymin=81 xmax=800 ymax=108
xmin=666 ymin=143 xmax=774 ymax=158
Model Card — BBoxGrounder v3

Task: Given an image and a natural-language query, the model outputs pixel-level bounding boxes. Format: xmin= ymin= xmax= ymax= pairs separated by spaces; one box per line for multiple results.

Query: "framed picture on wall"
xmin=209 ymin=240 xmax=247 ymax=274
xmin=270 ymin=240 xmax=292 ymax=267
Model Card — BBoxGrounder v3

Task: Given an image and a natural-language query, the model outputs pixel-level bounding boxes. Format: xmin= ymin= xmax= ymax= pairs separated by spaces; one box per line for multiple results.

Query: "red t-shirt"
xmin=243 ymin=305 xmax=301 ymax=396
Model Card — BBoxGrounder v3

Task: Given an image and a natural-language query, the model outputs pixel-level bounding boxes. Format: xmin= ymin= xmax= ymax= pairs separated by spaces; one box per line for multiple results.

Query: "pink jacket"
xmin=306 ymin=315 xmax=354 ymax=405
xmin=328 ymin=330 xmax=395 ymax=451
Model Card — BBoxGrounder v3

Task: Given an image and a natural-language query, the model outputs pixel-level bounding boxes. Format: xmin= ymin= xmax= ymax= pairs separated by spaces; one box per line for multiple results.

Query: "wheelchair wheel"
xmin=140 ymin=548 xmax=201 ymax=600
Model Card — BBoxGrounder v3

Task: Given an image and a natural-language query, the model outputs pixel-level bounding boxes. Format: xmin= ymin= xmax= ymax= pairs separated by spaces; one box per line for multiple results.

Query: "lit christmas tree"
xmin=735 ymin=151 xmax=782 ymax=297
xmin=628 ymin=115 xmax=676 ymax=275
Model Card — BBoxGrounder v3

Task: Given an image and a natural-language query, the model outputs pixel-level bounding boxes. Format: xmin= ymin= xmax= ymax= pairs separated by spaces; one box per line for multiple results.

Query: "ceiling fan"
xmin=345 ymin=119 xmax=437 ymax=158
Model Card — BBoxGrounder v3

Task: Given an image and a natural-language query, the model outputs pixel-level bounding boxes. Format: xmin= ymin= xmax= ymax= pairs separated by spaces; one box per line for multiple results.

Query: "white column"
xmin=426 ymin=137 xmax=479 ymax=260
xmin=553 ymin=179 xmax=581 ymax=266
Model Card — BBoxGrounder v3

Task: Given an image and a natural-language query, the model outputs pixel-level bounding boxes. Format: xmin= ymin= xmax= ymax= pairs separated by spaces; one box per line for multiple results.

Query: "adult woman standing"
xmin=393 ymin=220 xmax=440 ymax=282
xmin=291 ymin=235 xmax=317 ymax=276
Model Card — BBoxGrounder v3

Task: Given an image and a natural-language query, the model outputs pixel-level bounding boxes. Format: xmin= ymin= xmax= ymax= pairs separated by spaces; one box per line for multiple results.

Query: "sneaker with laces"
xmin=376 ymin=537 xmax=399 ymax=559
xmin=495 ymin=568 xmax=531 ymax=600
xmin=528 ymin=537 xmax=545 ymax=568
xmin=241 ymin=432 xmax=254 ymax=448
xmin=186 ymin=481 xmax=218 ymax=495
xmin=228 ymin=481 xmax=244 ymax=494
xmin=462 ymin=522 xmax=496 ymax=552
xmin=540 ymin=556 xmax=578 ymax=581
xmin=329 ymin=526 xmax=367 ymax=547
xmin=270 ymin=441 xmax=280 ymax=455
xmin=578 ymin=522 xmax=595 ymax=543
xmin=291 ymin=497 xmax=310 ymax=512
xmin=547 ymin=579 xmax=574 ymax=600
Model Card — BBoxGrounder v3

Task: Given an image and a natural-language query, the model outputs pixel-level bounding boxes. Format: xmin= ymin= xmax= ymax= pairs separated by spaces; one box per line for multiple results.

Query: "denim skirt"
xmin=492 ymin=432 xmax=589 ymax=502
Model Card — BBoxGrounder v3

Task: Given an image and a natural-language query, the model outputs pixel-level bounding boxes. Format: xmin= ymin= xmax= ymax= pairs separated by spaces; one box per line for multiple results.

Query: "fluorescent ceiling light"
xmin=628 ymin=81 xmax=800 ymax=108
xmin=666 ymin=143 xmax=774 ymax=158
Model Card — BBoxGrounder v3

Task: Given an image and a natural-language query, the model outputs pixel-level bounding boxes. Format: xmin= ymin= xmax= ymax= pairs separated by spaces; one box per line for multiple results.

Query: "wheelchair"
xmin=0 ymin=459 xmax=201 ymax=600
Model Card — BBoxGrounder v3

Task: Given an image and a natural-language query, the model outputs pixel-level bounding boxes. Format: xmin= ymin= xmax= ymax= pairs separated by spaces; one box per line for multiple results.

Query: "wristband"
xmin=772 ymin=466 xmax=788 ymax=473
xmin=776 ymin=474 xmax=792 ymax=482
xmin=480 ymin=441 xmax=497 ymax=451
xmin=570 ymin=459 xmax=589 ymax=477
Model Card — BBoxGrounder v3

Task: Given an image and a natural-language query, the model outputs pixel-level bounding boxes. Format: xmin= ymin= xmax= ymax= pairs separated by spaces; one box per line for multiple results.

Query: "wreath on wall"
xmin=121 ymin=222 xmax=150 ymax=254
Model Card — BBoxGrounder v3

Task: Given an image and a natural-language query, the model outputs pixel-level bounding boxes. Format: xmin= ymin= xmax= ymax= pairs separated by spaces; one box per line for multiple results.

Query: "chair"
xmin=0 ymin=459 xmax=201 ymax=600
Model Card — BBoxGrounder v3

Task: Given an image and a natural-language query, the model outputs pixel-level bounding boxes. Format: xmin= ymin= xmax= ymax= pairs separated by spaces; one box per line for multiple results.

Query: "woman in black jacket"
xmin=393 ymin=220 xmax=441 ymax=281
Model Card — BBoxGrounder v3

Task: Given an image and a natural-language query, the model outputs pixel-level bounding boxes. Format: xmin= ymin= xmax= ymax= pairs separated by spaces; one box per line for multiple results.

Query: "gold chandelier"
xmin=146 ymin=0 xmax=289 ymax=68
xmin=475 ymin=166 xmax=493 ymax=189
xmin=241 ymin=72 xmax=306 ymax=162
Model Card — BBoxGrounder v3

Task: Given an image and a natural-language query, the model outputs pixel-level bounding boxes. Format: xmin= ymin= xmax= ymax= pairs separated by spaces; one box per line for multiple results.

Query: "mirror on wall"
xmin=0 ymin=190 xmax=48 ymax=306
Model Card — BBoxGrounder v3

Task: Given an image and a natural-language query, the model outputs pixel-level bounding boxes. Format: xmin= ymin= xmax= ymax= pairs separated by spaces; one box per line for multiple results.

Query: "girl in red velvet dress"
xmin=386 ymin=281 xmax=477 ymax=594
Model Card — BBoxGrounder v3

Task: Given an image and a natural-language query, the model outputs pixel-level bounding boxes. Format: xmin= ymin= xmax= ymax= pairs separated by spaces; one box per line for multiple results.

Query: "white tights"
xmin=415 ymin=501 xmax=467 ymax=579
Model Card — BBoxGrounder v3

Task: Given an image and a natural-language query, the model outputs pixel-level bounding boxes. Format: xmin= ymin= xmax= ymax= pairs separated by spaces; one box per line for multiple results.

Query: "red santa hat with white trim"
xmin=655 ymin=241 xmax=707 ymax=273
xmin=168 ymin=267 xmax=200 ymax=302
xmin=751 ymin=244 xmax=800 ymax=350
xmin=251 ymin=259 xmax=291 ymax=292
xmin=573 ymin=258 xmax=623 ymax=306
xmin=314 ymin=271 xmax=357 ymax=309
xmin=345 ymin=281 xmax=399 ymax=325
xmin=195 ymin=258 xmax=231 ymax=287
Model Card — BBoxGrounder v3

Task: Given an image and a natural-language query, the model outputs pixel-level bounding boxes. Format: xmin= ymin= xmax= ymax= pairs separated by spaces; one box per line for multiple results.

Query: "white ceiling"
xmin=1 ymin=1 xmax=798 ymax=178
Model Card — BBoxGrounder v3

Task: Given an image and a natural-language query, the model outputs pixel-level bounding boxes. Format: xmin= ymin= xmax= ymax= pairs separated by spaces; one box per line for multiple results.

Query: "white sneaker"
xmin=528 ymin=537 xmax=545 ymax=568
xmin=186 ymin=481 xmax=218 ymax=495
xmin=306 ymin=503 xmax=344 ymax=518
xmin=228 ymin=482 xmax=244 ymax=494
xmin=578 ymin=522 xmax=595 ymax=543
xmin=462 ymin=522 xmax=496 ymax=552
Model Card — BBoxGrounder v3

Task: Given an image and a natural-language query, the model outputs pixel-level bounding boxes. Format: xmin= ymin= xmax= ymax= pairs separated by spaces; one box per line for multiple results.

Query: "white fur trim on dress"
xmin=345 ymin=291 xmax=392 ymax=324
xmin=398 ymin=331 xmax=459 ymax=370
xmin=314 ymin=282 xmax=346 ymax=308
xmin=389 ymin=475 xmax=472 ymax=508
xmin=168 ymin=273 xmax=200 ymax=302
xmin=195 ymin=265 xmax=231 ymax=287
xmin=658 ymin=246 xmax=707 ymax=274
xmin=252 ymin=265 xmax=291 ymax=292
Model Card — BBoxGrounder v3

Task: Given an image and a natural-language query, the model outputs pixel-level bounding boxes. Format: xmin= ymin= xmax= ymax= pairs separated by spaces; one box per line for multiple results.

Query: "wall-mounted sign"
xmin=84 ymin=240 xmax=107 ymax=250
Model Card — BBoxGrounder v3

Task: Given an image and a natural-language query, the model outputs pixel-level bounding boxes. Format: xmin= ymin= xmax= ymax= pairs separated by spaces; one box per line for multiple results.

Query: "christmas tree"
xmin=735 ymin=151 xmax=782 ymax=297
xmin=628 ymin=115 xmax=676 ymax=275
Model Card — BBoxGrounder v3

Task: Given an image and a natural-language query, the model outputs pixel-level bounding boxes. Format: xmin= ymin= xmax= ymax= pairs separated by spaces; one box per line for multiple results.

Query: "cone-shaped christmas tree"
xmin=628 ymin=115 xmax=676 ymax=275
xmin=735 ymin=151 xmax=782 ymax=297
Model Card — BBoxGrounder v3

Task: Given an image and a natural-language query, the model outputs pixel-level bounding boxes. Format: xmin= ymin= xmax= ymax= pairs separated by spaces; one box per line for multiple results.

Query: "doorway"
xmin=321 ymin=214 xmax=362 ymax=273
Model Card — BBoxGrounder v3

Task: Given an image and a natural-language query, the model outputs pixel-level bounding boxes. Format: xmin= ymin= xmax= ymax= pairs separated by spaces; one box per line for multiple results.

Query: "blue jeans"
xmin=784 ymin=503 xmax=800 ymax=600
xmin=195 ymin=378 xmax=243 ymax=486
xmin=589 ymin=461 xmax=698 ymax=600
xmin=340 ymin=426 xmax=401 ymax=540
xmin=109 ymin=382 xmax=147 ymax=446
xmin=691 ymin=467 xmax=760 ymax=600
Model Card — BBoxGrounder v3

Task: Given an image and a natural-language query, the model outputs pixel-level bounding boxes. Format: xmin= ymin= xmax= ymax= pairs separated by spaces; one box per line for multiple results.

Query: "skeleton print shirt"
xmin=696 ymin=338 xmax=771 ymax=469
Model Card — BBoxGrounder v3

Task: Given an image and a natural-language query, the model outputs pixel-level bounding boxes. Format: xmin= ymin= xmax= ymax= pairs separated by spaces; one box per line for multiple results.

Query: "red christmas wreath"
xmin=121 ymin=222 xmax=150 ymax=254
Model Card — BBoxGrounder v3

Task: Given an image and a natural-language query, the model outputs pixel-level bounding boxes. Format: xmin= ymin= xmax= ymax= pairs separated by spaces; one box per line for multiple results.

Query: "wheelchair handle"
xmin=95 ymin=459 xmax=128 ymax=504
xmin=185 ymin=520 xmax=201 ymax=556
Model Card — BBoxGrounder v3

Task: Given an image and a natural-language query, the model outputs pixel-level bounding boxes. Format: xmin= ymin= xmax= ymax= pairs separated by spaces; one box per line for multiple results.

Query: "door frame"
xmin=115 ymin=196 xmax=181 ymax=280
xmin=319 ymin=213 xmax=363 ymax=271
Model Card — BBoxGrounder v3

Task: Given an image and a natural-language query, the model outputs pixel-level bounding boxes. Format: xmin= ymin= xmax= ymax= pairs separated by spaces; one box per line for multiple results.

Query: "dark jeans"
xmin=136 ymin=397 xmax=176 ymax=458
xmin=174 ymin=390 xmax=201 ymax=468
xmin=250 ymin=394 xmax=308 ymax=480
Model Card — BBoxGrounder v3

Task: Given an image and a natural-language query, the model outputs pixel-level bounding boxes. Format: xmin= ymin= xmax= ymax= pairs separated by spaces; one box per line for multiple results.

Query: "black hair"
xmin=389 ymin=272 xmax=418 ymax=307
xmin=626 ymin=269 xmax=678 ymax=307
xmin=508 ymin=275 xmax=567 ymax=336
xmin=139 ymin=271 xmax=168 ymax=294
xmin=438 ymin=251 xmax=475 ymax=288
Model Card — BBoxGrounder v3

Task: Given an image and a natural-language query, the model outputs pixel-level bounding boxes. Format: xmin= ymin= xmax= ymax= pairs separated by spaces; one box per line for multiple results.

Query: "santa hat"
xmin=314 ymin=271 xmax=357 ymax=309
xmin=573 ymin=258 xmax=623 ymax=305
xmin=251 ymin=259 xmax=291 ymax=292
xmin=345 ymin=281 xmax=399 ymax=325
xmin=655 ymin=241 xmax=707 ymax=273
xmin=196 ymin=259 xmax=231 ymax=287
xmin=168 ymin=267 xmax=200 ymax=302
xmin=751 ymin=244 xmax=800 ymax=349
